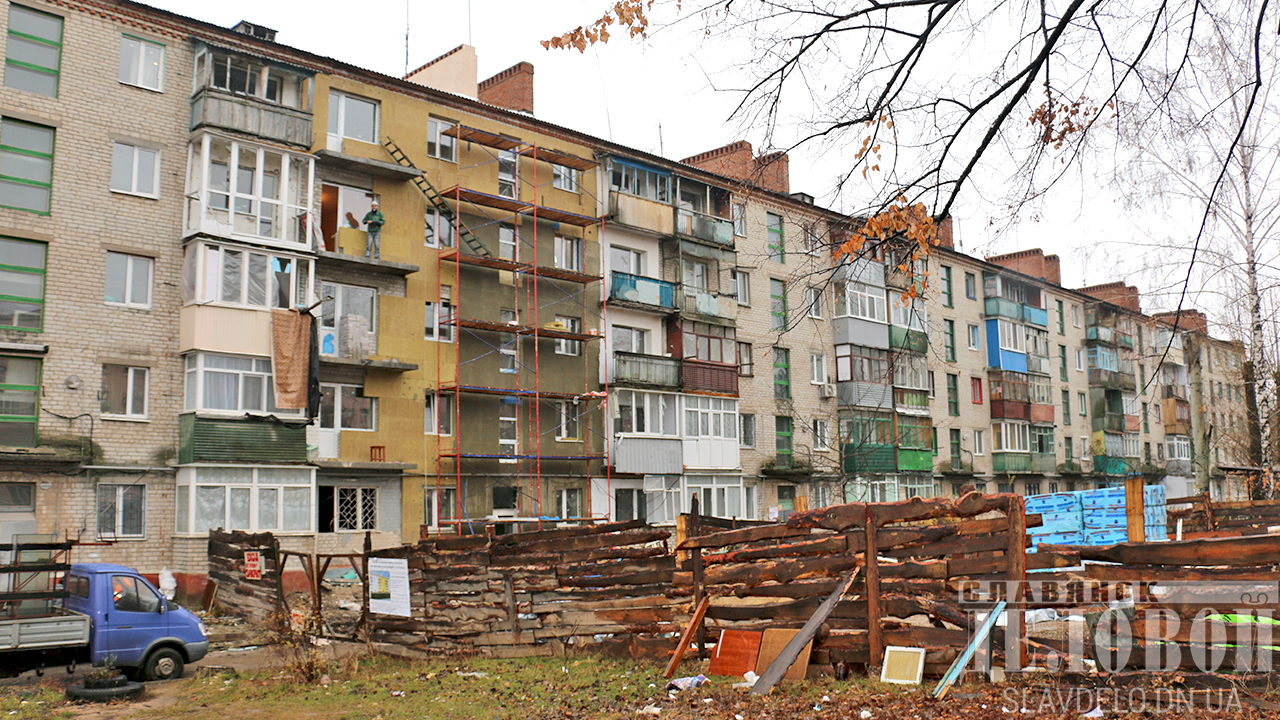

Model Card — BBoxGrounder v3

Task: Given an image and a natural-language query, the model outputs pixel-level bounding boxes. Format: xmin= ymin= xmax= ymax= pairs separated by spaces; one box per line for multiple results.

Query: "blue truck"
xmin=0 ymin=563 xmax=209 ymax=680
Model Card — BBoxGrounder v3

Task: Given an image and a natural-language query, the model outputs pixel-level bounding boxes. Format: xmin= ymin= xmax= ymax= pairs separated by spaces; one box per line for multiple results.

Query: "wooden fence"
xmin=1167 ymin=494 xmax=1280 ymax=537
xmin=208 ymin=530 xmax=282 ymax=624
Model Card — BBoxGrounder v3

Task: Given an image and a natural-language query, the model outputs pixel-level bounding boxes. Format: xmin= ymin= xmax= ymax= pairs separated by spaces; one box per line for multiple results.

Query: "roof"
xmin=71 ymin=563 xmax=139 ymax=575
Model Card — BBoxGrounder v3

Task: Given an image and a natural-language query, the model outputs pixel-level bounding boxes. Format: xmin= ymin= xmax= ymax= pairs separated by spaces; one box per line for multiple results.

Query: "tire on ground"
xmin=65 ymin=681 xmax=146 ymax=702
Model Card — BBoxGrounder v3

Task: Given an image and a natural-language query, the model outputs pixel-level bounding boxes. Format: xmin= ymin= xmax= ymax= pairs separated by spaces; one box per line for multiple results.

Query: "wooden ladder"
xmin=382 ymin=138 xmax=490 ymax=257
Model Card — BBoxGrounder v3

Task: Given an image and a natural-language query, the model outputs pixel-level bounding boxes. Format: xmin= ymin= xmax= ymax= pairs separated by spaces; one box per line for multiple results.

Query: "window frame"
xmin=730 ymin=269 xmax=751 ymax=306
xmin=739 ymin=414 xmax=756 ymax=447
xmin=1078 ymin=391 xmax=1088 ymax=416
xmin=834 ymin=280 xmax=887 ymax=323
xmin=555 ymin=400 xmax=582 ymax=441
xmin=805 ymin=286 xmax=823 ymax=319
xmin=737 ymin=342 xmax=753 ymax=377
xmin=940 ymin=265 xmax=953 ymax=307
xmin=997 ymin=319 xmax=1026 ymax=353
xmin=0 ymin=236 xmax=46 ymax=331
xmin=424 ymin=392 xmax=454 ymax=436
xmin=973 ymin=429 xmax=986 ymax=455
xmin=424 ymin=206 xmax=455 ymax=248
xmin=424 ymin=286 xmax=454 ymax=343
xmin=775 ymin=416 xmax=793 ymax=465
xmin=554 ymin=315 xmax=583 ymax=356
xmin=946 ymin=373 xmax=959 ymax=416
xmin=327 ymin=90 xmax=379 ymax=144
xmin=944 ymin=320 xmax=956 ymax=361
xmin=104 ymin=251 xmax=153 ymax=309
xmin=119 ymin=34 xmax=164 ymax=91
xmin=319 ymin=382 xmax=378 ymax=432
xmin=964 ymin=272 xmax=977 ymax=300
xmin=0 ymin=118 xmax=55 ymax=214
xmin=101 ymin=365 xmax=149 ymax=420
xmin=183 ymin=351 xmax=302 ymax=417
xmin=426 ymin=117 xmax=457 ymax=162
xmin=773 ymin=347 xmax=791 ymax=400
xmin=109 ymin=142 xmax=160 ymax=198
xmin=322 ymin=485 xmax=378 ymax=532
xmin=967 ymin=323 xmax=980 ymax=350
xmin=0 ymin=356 xmax=40 ymax=447
xmin=5 ymin=5 xmax=62 ymax=98
xmin=813 ymin=419 xmax=831 ymax=451
xmin=186 ymin=241 xmax=313 ymax=310
xmin=810 ymin=352 xmax=828 ymax=385
xmin=971 ymin=376 xmax=984 ymax=404
xmin=553 ymin=235 xmax=582 ymax=272
xmin=766 ymin=212 xmax=785 ymax=263
xmin=552 ymin=163 xmax=578 ymax=192
xmin=97 ymin=483 xmax=145 ymax=539
xmin=770 ymin=278 xmax=788 ymax=330
xmin=176 ymin=465 xmax=315 ymax=536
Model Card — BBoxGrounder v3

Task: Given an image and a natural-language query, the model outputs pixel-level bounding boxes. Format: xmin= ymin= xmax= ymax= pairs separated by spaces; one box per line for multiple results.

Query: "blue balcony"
xmin=610 ymin=272 xmax=678 ymax=310
xmin=676 ymin=208 xmax=734 ymax=246
xmin=1023 ymin=305 xmax=1048 ymax=327
xmin=984 ymin=297 xmax=1021 ymax=321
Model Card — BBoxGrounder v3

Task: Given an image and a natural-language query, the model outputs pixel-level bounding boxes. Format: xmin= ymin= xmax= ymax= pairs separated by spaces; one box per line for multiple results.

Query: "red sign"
xmin=244 ymin=551 xmax=263 ymax=581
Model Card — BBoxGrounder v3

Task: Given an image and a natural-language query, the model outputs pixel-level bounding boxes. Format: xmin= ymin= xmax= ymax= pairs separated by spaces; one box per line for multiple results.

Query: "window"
xmin=327 ymin=91 xmax=377 ymax=143
xmin=928 ymin=371 xmax=935 ymax=397
xmin=944 ymin=320 xmax=956 ymax=361
xmin=110 ymin=142 xmax=159 ymax=196
xmin=190 ymin=244 xmax=310 ymax=309
xmin=946 ymin=374 xmax=959 ymax=416
xmin=615 ymin=488 xmax=646 ymax=522
xmin=737 ymin=342 xmax=753 ymax=376
xmin=989 ymin=371 xmax=1029 ymax=402
xmin=498 ymin=149 xmax=517 ymax=199
xmin=499 ymin=222 xmax=518 ymax=260
xmin=683 ymin=259 xmax=708 ymax=291
xmin=554 ymin=235 xmax=582 ymax=272
xmin=1031 ymin=426 xmax=1054 ymax=454
xmin=0 ymin=119 xmax=55 ymax=214
xmin=941 ymin=266 xmax=953 ymax=307
xmin=997 ymin=320 xmax=1025 ymax=353
xmin=1072 ymin=304 xmax=1081 ymax=327
xmin=894 ymin=353 xmax=929 ymax=390
xmin=424 ymin=286 xmax=454 ymax=343
xmin=802 ymin=224 xmax=821 ymax=254
xmin=183 ymin=352 xmax=300 ymax=416
xmin=0 ymin=357 xmax=39 ymax=446
xmin=556 ymin=488 xmax=583 ymax=519
xmin=552 ymin=164 xmax=578 ymax=191
xmin=1059 ymin=345 xmax=1068 ymax=381
xmin=773 ymin=347 xmax=791 ymax=399
xmin=1056 ymin=299 xmax=1065 ymax=334
xmin=119 ymin=35 xmax=163 ymax=90
xmin=732 ymin=202 xmax=746 ymax=236
xmin=805 ymin=287 xmax=823 ymax=319
xmin=974 ymin=429 xmax=986 ymax=455
xmin=740 ymin=414 xmax=755 ymax=447
xmin=766 ymin=213 xmax=784 ymax=262
xmin=834 ymin=281 xmax=887 ymax=322
xmin=424 ymin=207 xmax=454 ymax=248
xmin=778 ymin=485 xmax=796 ymax=512
xmin=97 ymin=484 xmax=144 ymax=539
xmin=775 ymin=416 xmax=793 ymax=466
xmin=1077 ymin=348 xmax=1088 ymax=371
xmin=1062 ymin=390 xmax=1071 ymax=425
xmin=810 ymin=353 xmax=828 ymax=385
xmin=684 ymin=396 xmax=737 ymax=439
xmin=0 ymin=482 xmax=33 ymax=510
xmin=556 ymin=401 xmax=581 ymax=441
xmin=426 ymin=117 xmax=456 ymax=161
xmin=5 ymin=5 xmax=61 ymax=97
xmin=205 ymin=52 xmax=300 ymax=105
xmin=1123 ymin=433 xmax=1141 ymax=458
xmin=0 ymin=237 xmax=46 ymax=329
xmin=964 ymin=272 xmax=976 ymax=299
xmin=971 ymin=377 xmax=983 ymax=404
xmin=730 ymin=270 xmax=750 ymax=305
xmin=1078 ymin=392 xmax=1087 ymax=416
xmin=993 ymin=421 xmax=1031 ymax=452
xmin=770 ymin=279 xmax=787 ymax=330
xmin=101 ymin=365 xmax=148 ymax=419
xmin=319 ymin=384 xmax=376 ymax=431
xmin=555 ymin=315 xmax=582 ymax=356
xmin=318 ymin=282 xmax=376 ymax=358
xmin=680 ymin=320 xmax=736 ymax=363
xmin=424 ymin=392 xmax=454 ymax=435
xmin=950 ymin=428 xmax=962 ymax=466
xmin=177 ymin=466 xmax=314 ymax=534
xmin=111 ymin=575 xmax=160 ymax=613
xmin=898 ymin=415 xmax=932 ymax=450
xmin=967 ymin=324 xmax=980 ymax=350
xmin=104 ymin=252 xmax=152 ymax=309
xmin=499 ymin=399 xmax=519 ymax=459
xmin=319 ymin=485 xmax=378 ymax=532
xmin=613 ymin=325 xmax=648 ymax=356
xmin=609 ymin=159 xmax=670 ymax=202
xmin=835 ymin=344 xmax=891 ymax=383
xmin=892 ymin=296 xmax=926 ymax=331
xmin=614 ymin=390 xmax=677 ymax=435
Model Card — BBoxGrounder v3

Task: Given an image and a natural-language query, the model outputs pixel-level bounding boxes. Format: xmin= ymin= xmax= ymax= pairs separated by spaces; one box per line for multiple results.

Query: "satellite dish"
xmin=65 ymin=375 xmax=82 ymax=390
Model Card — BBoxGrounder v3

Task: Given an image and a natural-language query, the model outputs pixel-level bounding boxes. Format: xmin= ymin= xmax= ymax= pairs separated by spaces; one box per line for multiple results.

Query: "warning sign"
xmin=244 ymin=551 xmax=263 ymax=580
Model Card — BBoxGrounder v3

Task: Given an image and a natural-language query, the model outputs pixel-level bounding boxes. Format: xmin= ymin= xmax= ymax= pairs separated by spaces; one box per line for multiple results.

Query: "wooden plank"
xmin=678 ymin=553 xmax=863 ymax=587
xmin=882 ymin=532 xmax=1011 ymax=559
xmin=557 ymin=569 xmax=674 ymax=588
xmin=1084 ymin=565 xmax=1280 ymax=582
xmin=1007 ymin=499 xmax=1027 ymax=672
xmin=864 ymin=507 xmax=883 ymax=674
xmin=489 ymin=519 xmax=645 ymax=547
xmin=663 ymin=596 xmax=710 ymax=679
xmin=559 ymin=545 xmax=668 ymax=564
xmin=677 ymin=524 xmax=813 ymax=550
xmin=1043 ymin=533 xmax=1280 ymax=567
xmin=933 ymin=599 xmax=1005 ymax=699
xmin=495 ymin=528 xmax=670 ymax=556
xmin=1126 ymin=475 xmax=1146 ymax=543
xmin=704 ymin=534 xmax=849 ymax=565
xmin=751 ymin=567 xmax=860 ymax=695
xmin=707 ymin=629 xmax=763 ymax=678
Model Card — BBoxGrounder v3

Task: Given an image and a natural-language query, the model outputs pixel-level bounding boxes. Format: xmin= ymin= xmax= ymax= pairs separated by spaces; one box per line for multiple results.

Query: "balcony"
xmin=1115 ymin=332 xmax=1135 ymax=350
xmin=897 ymin=449 xmax=933 ymax=472
xmin=1101 ymin=412 xmax=1126 ymax=433
xmin=985 ymin=297 xmax=1021 ymax=321
xmin=1030 ymin=403 xmax=1055 ymax=424
xmin=990 ymin=399 xmax=1030 ymax=420
xmin=1031 ymin=452 xmax=1056 ymax=473
xmin=614 ymin=352 xmax=680 ymax=388
xmin=1089 ymin=368 xmax=1137 ymax=391
xmin=894 ymin=387 xmax=930 ymax=415
xmin=1125 ymin=414 xmax=1140 ymax=432
xmin=1166 ymin=458 xmax=1193 ymax=475
xmin=179 ymin=413 xmax=308 ymax=464
xmin=1023 ymin=305 xmax=1049 ymax=327
xmin=1087 ymin=325 xmax=1115 ymax=345
xmin=1162 ymin=385 xmax=1188 ymax=400
xmin=614 ymin=436 xmax=684 ymax=475
xmin=842 ymin=443 xmax=896 ymax=473
xmin=992 ymin=453 xmax=1032 ymax=473
xmin=190 ymin=87 xmax=312 ymax=148
xmin=609 ymin=272 xmax=678 ymax=311
xmin=1025 ymin=354 xmax=1051 ymax=375
xmin=681 ymin=290 xmax=738 ymax=322
xmin=889 ymin=326 xmax=928 ymax=354
xmin=1163 ymin=397 xmax=1191 ymax=435
xmin=610 ymin=192 xmax=674 ymax=235
xmin=1058 ymin=460 xmax=1085 ymax=474
xmin=676 ymin=208 xmax=734 ymax=247
xmin=682 ymin=359 xmax=738 ymax=395
xmin=1094 ymin=454 xmax=1138 ymax=476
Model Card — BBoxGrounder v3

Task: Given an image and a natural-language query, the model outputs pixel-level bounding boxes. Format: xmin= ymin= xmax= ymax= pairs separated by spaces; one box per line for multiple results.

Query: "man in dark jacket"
xmin=363 ymin=201 xmax=385 ymax=259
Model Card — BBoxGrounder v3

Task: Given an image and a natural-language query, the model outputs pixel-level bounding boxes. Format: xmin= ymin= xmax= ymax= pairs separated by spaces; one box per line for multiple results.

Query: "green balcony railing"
xmin=992 ymin=452 xmax=1032 ymax=473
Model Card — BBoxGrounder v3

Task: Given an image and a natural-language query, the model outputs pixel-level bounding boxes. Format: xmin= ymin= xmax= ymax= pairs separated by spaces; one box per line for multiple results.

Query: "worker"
xmin=363 ymin=201 xmax=385 ymax=260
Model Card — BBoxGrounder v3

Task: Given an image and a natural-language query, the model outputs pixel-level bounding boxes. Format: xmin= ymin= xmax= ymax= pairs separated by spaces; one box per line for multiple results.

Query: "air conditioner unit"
xmin=819 ymin=383 xmax=836 ymax=398
xmin=490 ymin=508 xmax=518 ymax=520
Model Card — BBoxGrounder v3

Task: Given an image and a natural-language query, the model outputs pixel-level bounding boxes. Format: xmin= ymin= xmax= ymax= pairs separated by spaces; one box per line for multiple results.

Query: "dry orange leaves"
xmin=541 ymin=0 xmax=659 ymax=52
xmin=836 ymin=198 xmax=939 ymax=298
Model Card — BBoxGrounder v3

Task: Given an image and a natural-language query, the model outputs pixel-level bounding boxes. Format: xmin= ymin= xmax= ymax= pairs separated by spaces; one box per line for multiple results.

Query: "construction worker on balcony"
xmin=363 ymin=201 xmax=385 ymax=260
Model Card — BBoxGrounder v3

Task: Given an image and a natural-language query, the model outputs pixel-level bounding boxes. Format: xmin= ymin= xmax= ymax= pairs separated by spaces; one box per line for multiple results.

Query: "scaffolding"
xmin=384 ymin=129 xmax=612 ymax=535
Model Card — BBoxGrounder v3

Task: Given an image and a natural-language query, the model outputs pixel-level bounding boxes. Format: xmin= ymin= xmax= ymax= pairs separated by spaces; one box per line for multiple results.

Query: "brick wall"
xmin=478 ymin=62 xmax=534 ymax=114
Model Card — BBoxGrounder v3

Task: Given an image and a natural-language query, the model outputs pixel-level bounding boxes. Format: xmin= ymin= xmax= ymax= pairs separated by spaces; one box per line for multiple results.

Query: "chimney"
xmin=1152 ymin=309 xmax=1209 ymax=334
xmin=935 ymin=216 xmax=954 ymax=249
xmin=1078 ymin=282 xmax=1142 ymax=313
xmin=231 ymin=20 xmax=276 ymax=42
xmin=405 ymin=45 xmax=479 ymax=99
xmin=1043 ymin=255 xmax=1061 ymax=285
xmin=478 ymin=62 xmax=535 ymax=114
xmin=987 ymin=248 xmax=1057 ymax=284
xmin=682 ymin=141 xmax=790 ymax=194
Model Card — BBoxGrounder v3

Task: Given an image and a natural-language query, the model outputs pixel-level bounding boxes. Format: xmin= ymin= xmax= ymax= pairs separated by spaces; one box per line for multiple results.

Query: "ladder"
xmin=382 ymin=138 xmax=490 ymax=257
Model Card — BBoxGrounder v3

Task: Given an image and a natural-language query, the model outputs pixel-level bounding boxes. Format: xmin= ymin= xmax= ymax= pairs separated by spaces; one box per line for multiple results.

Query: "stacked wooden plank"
xmin=1167 ymin=495 xmax=1280 ymax=537
xmin=367 ymin=521 xmax=686 ymax=657
xmin=207 ymin=529 xmax=280 ymax=623
xmin=679 ymin=493 xmax=1039 ymax=678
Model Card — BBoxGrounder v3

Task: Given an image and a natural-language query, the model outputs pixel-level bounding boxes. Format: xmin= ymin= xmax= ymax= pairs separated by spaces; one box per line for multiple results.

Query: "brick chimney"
xmin=478 ymin=62 xmax=534 ymax=114
xmin=935 ymin=216 xmax=954 ymax=249
xmin=1079 ymin=282 xmax=1142 ymax=313
xmin=986 ymin=248 xmax=1061 ymax=285
xmin=682 ymin=141 xmax=790 ymax=194
xmin=1152 ymin=309 xmax=1209 ymax=334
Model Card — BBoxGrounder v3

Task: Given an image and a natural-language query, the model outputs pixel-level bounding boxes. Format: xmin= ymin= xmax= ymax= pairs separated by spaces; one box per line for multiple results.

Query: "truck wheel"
xmin=65 ymin=681 xmax=145 ymax=702
xmin=142 ymin=648 xmax=184 ymax=681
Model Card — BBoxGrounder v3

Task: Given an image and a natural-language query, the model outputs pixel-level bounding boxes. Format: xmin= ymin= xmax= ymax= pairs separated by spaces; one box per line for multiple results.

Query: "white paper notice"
xmin=367 ymin=557 xmax=411 ymax=617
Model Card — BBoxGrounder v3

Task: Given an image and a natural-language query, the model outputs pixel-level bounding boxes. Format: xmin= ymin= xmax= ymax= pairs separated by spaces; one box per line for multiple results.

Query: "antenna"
xmin=404 ymin=0 xmax=410 ymax=77
xmin=658 ymin=123 xmax=664 ymax=156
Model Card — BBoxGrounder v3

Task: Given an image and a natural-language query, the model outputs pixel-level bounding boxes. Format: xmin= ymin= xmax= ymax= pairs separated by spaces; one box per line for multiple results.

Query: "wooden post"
xmin=863 ymin=504 xmax=882 ymax=675
xmin=1006 ymin=496 xmax=1027 ymax=672
xmin=690 ymin=494 xmax=706 ymax=658
xmin=360 ymin=531 xmax=371 ymax=640
xmin=1125 ymin=474 xmax=1146 ymax=543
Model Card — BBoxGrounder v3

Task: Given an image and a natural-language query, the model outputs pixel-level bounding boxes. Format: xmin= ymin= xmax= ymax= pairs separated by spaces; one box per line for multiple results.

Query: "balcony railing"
xmin=1102 ymin=412 xmax=1126 ymax=433
xmin=1030 ymin=403 xmax=1055 ymax=424
xmin=897 ymin=449 xmax=933 ymax=472
xmin=1031 ymin=452 xmax=1056 ymax=473
xmin=842 ymin=443 xmax=896 ymax=473
xmin=985 ymin=297 xmax=1021 ymax=321
xmin=179 ymin=413 xmax=307 ymax=464
xmin=610 ymin=271 xmax=678 ymax=309
xmin=190 ymin=87 xmax=313 ymax=147
xmin=1089 ymin=368 xmax=1137 ymax=390
xmin=1094 ymin=454 xmax=1137 ymax=476
xmin=681 ymin=290 xmax=738 ymax=321
xmin=894 ymin=387 xmax=930 ymax=414
xmin=889 ymin=326 xmax=928 ymax=354
xmin=1025 ymin=354 xmax=1051 ymax=375
xmin=682 ymin=359 xmax=738 ymax=395
xmin=992 ymin=452 xmax=1032 ymax=473
xmin=676 ymin=208 xmax=734 ymax=246
xmin=1086 ymin=325 xmax=1115 ymax=345
xmin=614 ymin=351 xmax=680 ymax=388
xmin=1022 ymin=305 xmax=1049 ymax=327
xmin=990 ymin=399 xmax=1030 ymax=420
xmin=1163 ymin=385 xmax=1188 ymax=400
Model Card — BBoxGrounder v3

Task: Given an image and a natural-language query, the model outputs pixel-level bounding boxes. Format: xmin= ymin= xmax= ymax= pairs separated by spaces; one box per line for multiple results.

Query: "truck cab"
xmin=65 ymin=564 xmax=209 ymax=680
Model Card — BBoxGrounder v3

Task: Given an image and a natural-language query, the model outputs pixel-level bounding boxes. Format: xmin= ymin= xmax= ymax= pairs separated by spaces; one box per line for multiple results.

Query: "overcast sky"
xmin=152 ymin=0 xmax=1186 ymax=305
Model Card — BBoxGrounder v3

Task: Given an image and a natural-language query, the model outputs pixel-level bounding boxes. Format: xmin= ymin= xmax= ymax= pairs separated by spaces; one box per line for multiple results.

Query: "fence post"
xmin=864 ymin=504 xmax=882 ymax=676
xmin=360 ymin=530 xmax=371 ymax=641
xmin=690 ymin=494 xmax=706 ymax=658
xmin=1007 ymin=496 xmax=1026 ymax=671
